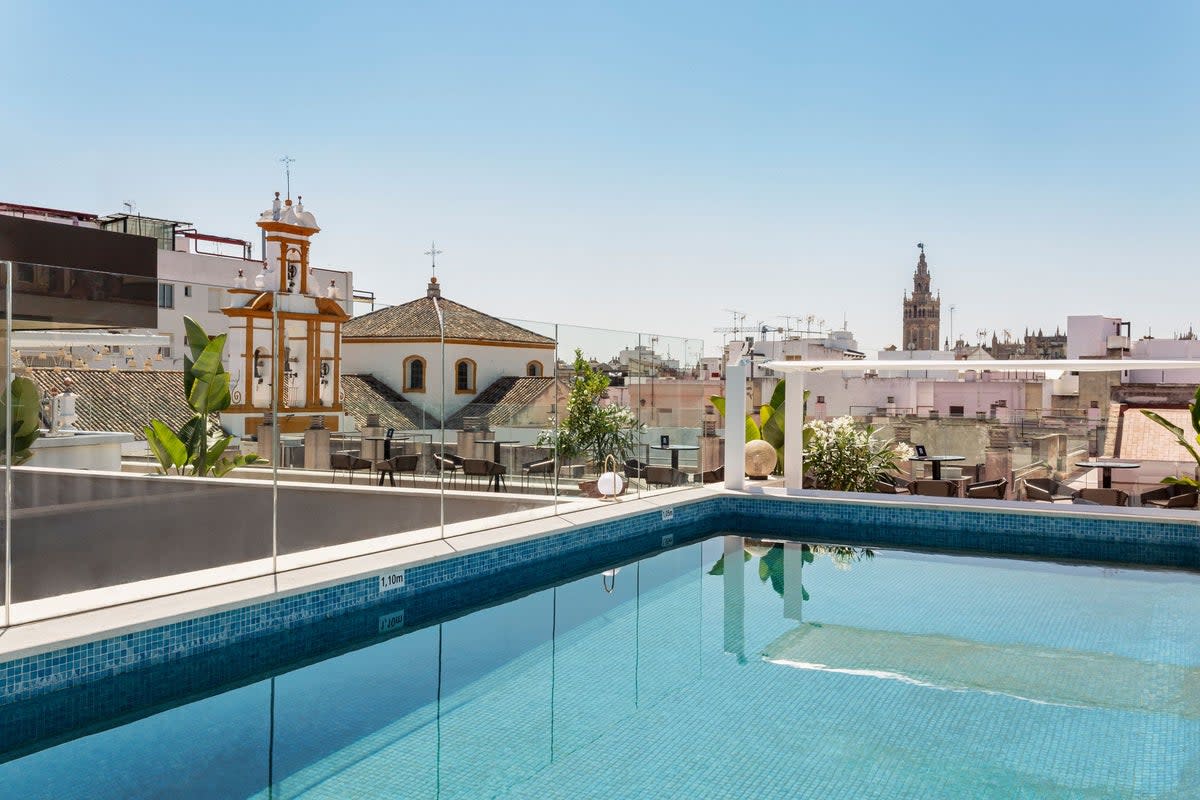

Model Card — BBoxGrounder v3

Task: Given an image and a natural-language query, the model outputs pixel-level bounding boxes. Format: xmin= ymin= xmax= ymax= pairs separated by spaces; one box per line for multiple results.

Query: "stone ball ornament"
xmin=744 ymin=439 xmax=778 ymax=479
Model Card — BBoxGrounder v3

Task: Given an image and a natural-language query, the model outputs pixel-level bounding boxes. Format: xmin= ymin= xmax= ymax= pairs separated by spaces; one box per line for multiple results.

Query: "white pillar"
xmin=784 ymin=371 xmax=806 ymax=492
xmin=723 ymin=362 xmax=747 ymax=490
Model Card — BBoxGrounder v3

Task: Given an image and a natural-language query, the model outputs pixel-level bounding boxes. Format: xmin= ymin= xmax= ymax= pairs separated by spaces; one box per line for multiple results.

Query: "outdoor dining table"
xmin=911 ymin=454 xmax=965 ymax=480
xmin=1076 ymin=459 xmax=1140 ymax=489
xmin=651 ymin=444 xmax=699 ymax=471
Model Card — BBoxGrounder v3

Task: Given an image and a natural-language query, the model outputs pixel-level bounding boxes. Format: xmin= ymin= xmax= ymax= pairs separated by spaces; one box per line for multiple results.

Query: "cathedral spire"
xmin=902 ymin=242 xmax=941 ymax=351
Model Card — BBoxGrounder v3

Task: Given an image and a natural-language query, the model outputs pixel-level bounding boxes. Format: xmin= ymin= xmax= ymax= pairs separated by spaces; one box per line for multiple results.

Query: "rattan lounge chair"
xmin=910 ymin=479 xmax=959 ymax=497
xmin=644 ymin=465 xmax=689 ymax=487
xmin=965 ymin=478 xmax=1007 ymax=500
xmin=1076 ymin=487 xmax=1129 ymax=507
xmin=875 ymin=474 xmax=911 ymax=494
xmin=1140 ymin=484 xmax=1199 ymax=509
xmin=1023 ymin=478 xmax=1076 ymax=503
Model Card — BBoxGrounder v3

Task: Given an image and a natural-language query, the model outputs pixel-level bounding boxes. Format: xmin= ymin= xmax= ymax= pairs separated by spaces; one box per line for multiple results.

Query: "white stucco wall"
xmin=341 ymin=340 xmax=554 ymax=420
xmin=1128 ymin=338 xmax=1200 ymax=384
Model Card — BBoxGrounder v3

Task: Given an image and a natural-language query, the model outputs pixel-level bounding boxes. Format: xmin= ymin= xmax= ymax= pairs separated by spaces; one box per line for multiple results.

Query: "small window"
xmin=404 ymin=356 xmax=426 ymax=392
xmin=886 ymin=396 xmax=895 ymax=404
xmin=183 ymin=285 xmax=192 ymax=298
xmin=526 ymin=361 xmax=543 ymax=377
xmin=455 ymin=359 xmax=476 ymax=393
xmin=816 ymin=395 xmax=826 ymax=404
xmin=158 ymin=283 xmax=174 ymax=309
xmin=949 ymin=405 xmax=965 ymax=417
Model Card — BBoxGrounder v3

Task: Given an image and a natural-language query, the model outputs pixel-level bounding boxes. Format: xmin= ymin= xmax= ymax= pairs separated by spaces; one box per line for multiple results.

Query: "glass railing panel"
xmin=4 ymin=265 xmax=274 ymax=620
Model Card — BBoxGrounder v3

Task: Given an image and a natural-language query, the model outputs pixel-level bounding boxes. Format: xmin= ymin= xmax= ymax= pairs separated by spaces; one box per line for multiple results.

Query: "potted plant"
xmin=0 ymin=376 xmax=41 ymax=465
xmin=143 ymin=316 xmax=263 ymax=477
xmin=803 ymin=416 xmax=913 ymax=492
xmin=1140 ymin=386 xmax=1200 ymax=488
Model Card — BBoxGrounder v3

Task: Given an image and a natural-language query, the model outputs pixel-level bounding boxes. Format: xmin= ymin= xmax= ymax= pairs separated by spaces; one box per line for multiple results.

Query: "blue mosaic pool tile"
xmin=2 ymin=493 xmax=1197 ymax=704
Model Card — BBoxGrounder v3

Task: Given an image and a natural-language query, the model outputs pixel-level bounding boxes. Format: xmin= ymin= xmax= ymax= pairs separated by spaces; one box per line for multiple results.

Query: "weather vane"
xmin=279 ymin=155 xmax=296 ymax=199
xmin=425 ymin=241 xmax=443 ymax=277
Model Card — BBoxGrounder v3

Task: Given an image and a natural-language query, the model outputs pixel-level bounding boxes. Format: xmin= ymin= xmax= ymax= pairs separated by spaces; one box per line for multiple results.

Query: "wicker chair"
xmin=521 ymin=457 xmax=556 ymax=489
xmin=644 ymin=465 xmax=689 ymax=487
xmin=463 ymin=458 xmax=506 ymax=491
xmin=331 ymin=452 xmax=372 ymax=484
xmin=624 ymin=459 xmax=650 ymax=480
xmin=432 ymin=452 xmax=463 ymax=486
xmin=375 ymin=453 xmax=419 ymax=487
xmin=965 ymin=477 xmax=1007 ymax=500
xmin=1024 ymin=478 xmax=1077 ymax=503
xmin=1076 ymin=487 xmax=1129 ymax=507
xmin=910 ymin=479 xmax=959 ymax=497
xmin=699 ymin=465 xmax=725 ymax=484
xmin=1140 ymin=484 xmax=1199 ymax=509
xmin=875 ymin=474 xmax=911 ymax=494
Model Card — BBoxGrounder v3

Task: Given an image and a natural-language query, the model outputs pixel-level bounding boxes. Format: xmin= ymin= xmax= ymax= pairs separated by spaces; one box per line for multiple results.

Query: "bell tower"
xmin=902 ymin=243 xmax=941 ymax=351
xmin=221 ymin=192 xmax=351 ymax=436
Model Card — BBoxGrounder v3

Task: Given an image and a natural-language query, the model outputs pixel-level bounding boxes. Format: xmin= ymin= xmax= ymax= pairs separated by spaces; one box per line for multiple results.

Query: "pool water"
xmin=3 ymin=534 xmax=1199 ymax=799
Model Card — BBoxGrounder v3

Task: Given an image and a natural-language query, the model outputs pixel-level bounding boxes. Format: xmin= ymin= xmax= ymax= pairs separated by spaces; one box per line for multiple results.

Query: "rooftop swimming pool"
xmin=3 ymin=525 xmax=1198 ymax=798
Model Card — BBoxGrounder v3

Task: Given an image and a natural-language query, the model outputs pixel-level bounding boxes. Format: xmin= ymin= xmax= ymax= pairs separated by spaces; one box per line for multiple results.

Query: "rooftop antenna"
xmin=122 ymin=201 xmax=136 ymax=216
xmin=424 ymin=241 xmax=443 ymax=277
xmin=279 ymin=155 xmax=296 ymax=199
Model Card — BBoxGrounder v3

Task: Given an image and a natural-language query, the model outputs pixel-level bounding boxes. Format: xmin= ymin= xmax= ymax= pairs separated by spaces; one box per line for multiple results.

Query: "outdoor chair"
xmin=432 ymin=452 xmax=463 ymax=486
xmin=965 ymin=477 xmax=1008 ymax=500
xmin=644 ymin=465 xmax=689 ymax=488
xmin=875 ymin=474 xmax=911 ymax=494
xmin=1140 ymin=484 xmax=1199 ymax=509
xmin=1023 ymin=478 xmax=1077 ymax=503
xmin=1076 ymin=487 xmax=1129 ymax=507
xmin=1071 ymin=496 xmax=1101 ymax=506
xmin=463 ymin=458 xmax=506 ymax=491
xmin=521 ymin=457 xmax=556 ymax=489
xmin=700 ymin=465 xmax=725 ymax=484
xmin=331 ymin=452 xmax=372 ymax=484
xmin=375 ymin=453 xmax=419 ymax=487
xmin=910 ymin=479 xmax=959 ymax=498
xmin=624 ymin=459 xmax=650 ymax=480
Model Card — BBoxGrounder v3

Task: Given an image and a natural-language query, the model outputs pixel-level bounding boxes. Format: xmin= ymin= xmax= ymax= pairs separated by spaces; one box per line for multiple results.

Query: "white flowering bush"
xmin=803 ymin=416 xmax=912 ymax=493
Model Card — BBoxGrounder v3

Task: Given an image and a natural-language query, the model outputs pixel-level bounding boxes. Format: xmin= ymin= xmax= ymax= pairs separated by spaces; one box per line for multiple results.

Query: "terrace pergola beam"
xmin=723 ymin=358 xmax=1200 ymax=494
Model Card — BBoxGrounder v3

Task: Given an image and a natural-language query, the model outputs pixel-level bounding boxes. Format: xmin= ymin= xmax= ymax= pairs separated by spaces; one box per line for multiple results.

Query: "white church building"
xmin=341 ymin=277 xmax=556 ymax=421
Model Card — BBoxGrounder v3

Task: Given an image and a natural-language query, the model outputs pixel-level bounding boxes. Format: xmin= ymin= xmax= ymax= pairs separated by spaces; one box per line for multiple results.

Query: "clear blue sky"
xmin=4 ymin=1 xmax=1198 ymax=357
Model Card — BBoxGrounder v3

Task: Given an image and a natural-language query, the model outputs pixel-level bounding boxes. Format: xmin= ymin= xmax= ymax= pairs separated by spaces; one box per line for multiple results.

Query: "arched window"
xmin=526 ymin=360 xmax=543 ymax=377
xmin=404 ymin=356 xmax=426 ymax=392
xmin=455 ymin=358 xmax=476 ymax=393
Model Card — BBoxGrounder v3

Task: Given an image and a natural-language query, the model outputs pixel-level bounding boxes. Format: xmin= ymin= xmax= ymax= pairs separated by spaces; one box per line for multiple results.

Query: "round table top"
xmin=912 ymin=455 xmax=965 ymax=462
xmin=652 ymin=444 xmax=699 ymax=451
xmin=1076 ymin=460 xmax=1141 ymax=469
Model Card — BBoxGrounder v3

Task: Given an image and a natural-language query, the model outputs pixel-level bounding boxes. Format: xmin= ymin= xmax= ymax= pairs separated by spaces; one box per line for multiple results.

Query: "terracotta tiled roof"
xmin=26 ymin=368 xmax=195 ymax=439
xmin=1116 ymin=407 xmax=1196 ymax=462
xmin=341 ymin=374 xmax=440 ymax=430
xmin=343 ymin=295 xmax=555 ymax=345
xmin=444 ymin=376 xmax=563 ymax=429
